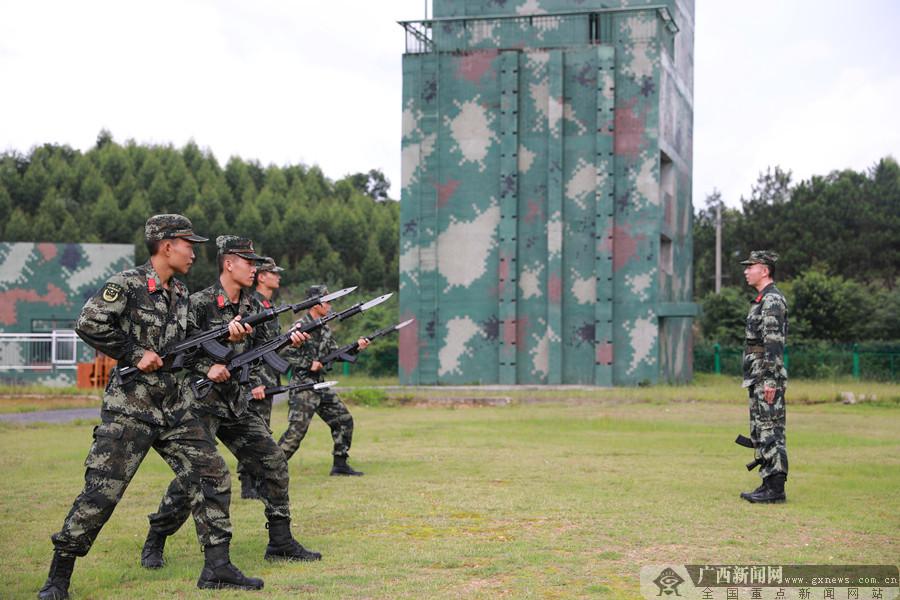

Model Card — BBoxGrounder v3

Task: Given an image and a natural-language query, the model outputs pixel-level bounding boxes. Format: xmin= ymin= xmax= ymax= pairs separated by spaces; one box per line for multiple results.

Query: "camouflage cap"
xmin=306 ymin=284 xmax=329 ymax=299
xmin=145 ymin=214 xmax=208 ymax=243
xmin=256 ymin=256 xmax=284 ymax=273
xmin=216 ymin=235 xmax=264 ymax=261
xmin=740 ymin=250 xmax=779 ymax=267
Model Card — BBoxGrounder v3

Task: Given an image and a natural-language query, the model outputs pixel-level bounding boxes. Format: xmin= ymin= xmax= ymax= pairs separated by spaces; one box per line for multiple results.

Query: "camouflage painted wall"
xmin=399 ymin=0 xmax=695 ymax=385
xmin=0 ymin=242 xmax=134 ymax=384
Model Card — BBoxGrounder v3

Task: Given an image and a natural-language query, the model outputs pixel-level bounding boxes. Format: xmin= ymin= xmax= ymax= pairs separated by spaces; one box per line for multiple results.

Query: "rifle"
xmin=735 ymin=434 xmax=764 ymax=471
xmin=320 ymin=318 xmax=414 ymax=370
xmin=112 ymin=286 xmax=357 ymax=385
xmin=239 ymin=381 xmax=337 ymax=404
xmin=190 ymin=292 xmax=393 ymax=399
xmin=263 ymin=379 xmax=338 ymax=399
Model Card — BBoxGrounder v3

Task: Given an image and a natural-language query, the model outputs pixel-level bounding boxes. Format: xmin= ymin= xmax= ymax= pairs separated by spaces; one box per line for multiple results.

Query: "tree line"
xmin=694 ymin=158 xmax=900 ymax=345
xmin=0 ymin=130 xmax=399 ymax=295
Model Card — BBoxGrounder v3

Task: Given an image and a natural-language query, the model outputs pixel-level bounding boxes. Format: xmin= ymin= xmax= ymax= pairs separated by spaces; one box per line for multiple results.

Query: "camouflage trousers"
xmin=51 ymin=411 xmax=232 ymax=556
xmin=277 ymin=387 xmax=354 ymax=460
xmin=236 ymin=397 xmax=273 ymax=480
xmin=748 ymin=384 xmax=789 ymax=479
xmin=148 ymin=408 xmax=292 ymax=535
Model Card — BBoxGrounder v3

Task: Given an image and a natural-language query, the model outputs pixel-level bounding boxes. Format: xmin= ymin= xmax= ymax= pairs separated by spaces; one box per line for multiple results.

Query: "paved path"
xmin=0 ymin=407 xmax=102 ymax=425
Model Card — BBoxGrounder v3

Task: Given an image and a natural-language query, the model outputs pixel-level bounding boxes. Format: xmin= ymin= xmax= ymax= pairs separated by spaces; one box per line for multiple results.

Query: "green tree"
xmin=360 ymin=235 xmax=385 ymax=290
xmin=97 ymin=141 xmax=130 ymax=187
xmin=345 ymin=169 xmax=391 ymax=201
xmin=124 ymin=191 xmax=152 ymax=238
xmin=234 ymin=202 xmax=263 ymax=237
xmin=147 ymin=171 xmax=172 ymax=213
xmin=91 ymin=186 xmax=125 ymax=241
xmin=137 ymin=151 xmax=163 ymax=190
xmin=78 ymin=167 xmax=106 ymax=206
xmin=20 ymin=158 xmax=51 ymax=214
xmin=785 ymin=270 xmax=872 ymax=342
xmin=4 ymin=207 xmax=31 ymax=241
xmin=0 ymin=185 xmax=11 ymax=237
xmin=281 ymin=204 xmax=313 ymax=264
xmin=698 ymin=286 xmax=748 ymax=344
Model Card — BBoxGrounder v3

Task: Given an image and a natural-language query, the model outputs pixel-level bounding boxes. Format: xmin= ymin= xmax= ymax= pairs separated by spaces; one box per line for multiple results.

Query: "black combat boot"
xmin=264 ymin=518 xmax=322 ymax=562
xmin=330 ymin=454 xmax=364 ymax=476
xmin=743 ymin=473 xmax=787 ymax=503
xmin=196 ymin=543 xmax=264 ymax=590
xmin=38 ymin=550 xmax=75 ymax=600
xmin=140 ymin=528 xmax=167 ymax=569
xmin=240 ymin=474 xmax=260 ymax=500
xmin=739 ymin=481 xmax=767 ymax=500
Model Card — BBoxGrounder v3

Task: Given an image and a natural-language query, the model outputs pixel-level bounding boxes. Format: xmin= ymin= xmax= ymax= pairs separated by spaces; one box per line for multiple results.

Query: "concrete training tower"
xmin=398 ymin=0 xmax=696 ymax=385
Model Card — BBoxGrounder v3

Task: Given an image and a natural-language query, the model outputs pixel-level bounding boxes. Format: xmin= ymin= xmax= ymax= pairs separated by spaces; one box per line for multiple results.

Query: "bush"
xmin=342 ymin=387 xmax=388 ymax=406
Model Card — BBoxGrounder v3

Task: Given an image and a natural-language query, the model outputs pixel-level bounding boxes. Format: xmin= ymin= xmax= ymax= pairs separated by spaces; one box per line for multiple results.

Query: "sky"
xmin=1 ymin=0 xmax=898 ymax=210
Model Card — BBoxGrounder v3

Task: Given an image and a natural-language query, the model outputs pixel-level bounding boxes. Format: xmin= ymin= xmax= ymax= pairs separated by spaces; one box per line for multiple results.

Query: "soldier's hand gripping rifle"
xmin=735 ymin=434 xmax=765 ymax=471
xmin=319 ymin=318 xmax=414 ymax=371
xmin=190 ymin=293 xmax=393 ymax=399
xmin=112 ymin=286 xmax=357 ymax=385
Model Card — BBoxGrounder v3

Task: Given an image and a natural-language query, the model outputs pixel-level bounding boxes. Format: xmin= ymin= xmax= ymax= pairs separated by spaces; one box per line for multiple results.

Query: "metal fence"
xmin=695 ymin=344 xmax=900 ymax=381
xmin=399 ymin=5 xmax=677 ymax=55
xmin=0 ymin=331 xmax=87 ymax=371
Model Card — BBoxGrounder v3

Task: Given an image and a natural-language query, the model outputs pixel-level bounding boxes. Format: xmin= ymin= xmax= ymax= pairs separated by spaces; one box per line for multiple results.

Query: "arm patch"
xmin=102 ymin=282 xmax=124 ymax=302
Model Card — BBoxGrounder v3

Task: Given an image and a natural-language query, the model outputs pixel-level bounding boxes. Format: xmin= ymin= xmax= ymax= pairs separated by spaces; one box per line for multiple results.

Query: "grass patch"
xmin=1 ymin=395 xmax=897 ymax=599
xmin=343 ymin=387 xmax=390 ymax=407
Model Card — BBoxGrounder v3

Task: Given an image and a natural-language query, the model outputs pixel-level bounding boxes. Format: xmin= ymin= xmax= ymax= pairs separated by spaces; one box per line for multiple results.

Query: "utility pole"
xmin=715 ymin=202 xmax=722 ymax=293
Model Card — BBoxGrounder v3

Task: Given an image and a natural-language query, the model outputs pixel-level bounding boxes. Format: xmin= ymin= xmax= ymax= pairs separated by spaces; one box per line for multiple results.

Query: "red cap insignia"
xmin=217 ymin=294 xmax=225 ymax=309
xmin=148 ymin=278 xmax=157 ymax=293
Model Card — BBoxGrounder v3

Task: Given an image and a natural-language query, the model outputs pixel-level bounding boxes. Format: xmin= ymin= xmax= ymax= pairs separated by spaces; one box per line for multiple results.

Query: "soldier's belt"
xmin=745 ymin=345 xmax=764 ymax=354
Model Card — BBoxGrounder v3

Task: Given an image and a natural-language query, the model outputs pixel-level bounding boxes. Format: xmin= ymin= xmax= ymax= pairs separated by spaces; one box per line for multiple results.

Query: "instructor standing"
xmin=739 ymin=250 xmax=789 ymax=504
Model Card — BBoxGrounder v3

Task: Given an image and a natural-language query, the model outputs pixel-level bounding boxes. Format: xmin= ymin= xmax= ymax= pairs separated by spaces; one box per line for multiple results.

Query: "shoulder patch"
xmin=102 ymin=282 xmax=124 ymax=302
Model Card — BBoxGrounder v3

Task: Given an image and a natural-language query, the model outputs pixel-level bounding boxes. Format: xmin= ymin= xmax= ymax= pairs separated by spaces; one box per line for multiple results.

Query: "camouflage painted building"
xmin=0 ymin=243 xmax=133 ymax=384
xmin=398 ymin=0 xmax=696 ymax=385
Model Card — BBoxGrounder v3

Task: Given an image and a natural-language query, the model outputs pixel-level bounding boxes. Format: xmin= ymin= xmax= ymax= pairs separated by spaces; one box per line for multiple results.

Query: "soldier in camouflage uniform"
xmin=141 ymin=236 xmax=323 ymax=567
xmin=739 ymin=251 xmax=789 ymax=503
xmin=237 ymin=256 xmax=284 ymax=499
xmin=278 ymin=285 xmax=369 ymax=476
xmin=38 ymin=215 xmax=263 ymax=600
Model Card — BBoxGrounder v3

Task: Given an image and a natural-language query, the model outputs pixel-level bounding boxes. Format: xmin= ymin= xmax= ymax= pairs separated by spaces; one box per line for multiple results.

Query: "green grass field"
xmin=1 ymin=384 xmax=897 ymax=598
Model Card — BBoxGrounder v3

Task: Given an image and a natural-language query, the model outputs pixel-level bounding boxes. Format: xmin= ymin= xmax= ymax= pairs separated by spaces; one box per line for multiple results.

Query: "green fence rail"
xmin=695 ymin=344 xmax=900 ymax=381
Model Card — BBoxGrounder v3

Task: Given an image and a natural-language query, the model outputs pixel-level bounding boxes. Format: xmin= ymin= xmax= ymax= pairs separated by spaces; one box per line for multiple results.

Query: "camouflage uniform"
xmin=48 ymin=220 xmax=233 ymax=559
xmin=742 ymin=253 xmax=789 ymax=481
xmin=247 ymin=288 xmax=282 ymax=424
xmin=278 ymin=313 xmax=355 ymax=460
xmin=147 ymin=240 xmax=296 ymax=533
xmin=234 ymin=257 xmax=284 ymax=489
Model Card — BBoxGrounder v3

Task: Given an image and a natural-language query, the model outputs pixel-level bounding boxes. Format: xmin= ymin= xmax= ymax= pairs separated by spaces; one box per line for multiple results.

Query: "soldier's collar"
xmin=212 ymin=281 xmax=251 ymax=310
xmin=141 ymin=262 xmax=182 ymax=296
xmin=753 ymin=282 xmax=777 ymax=303
xmin=253 ymin=289 xmax=275 ymax=309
